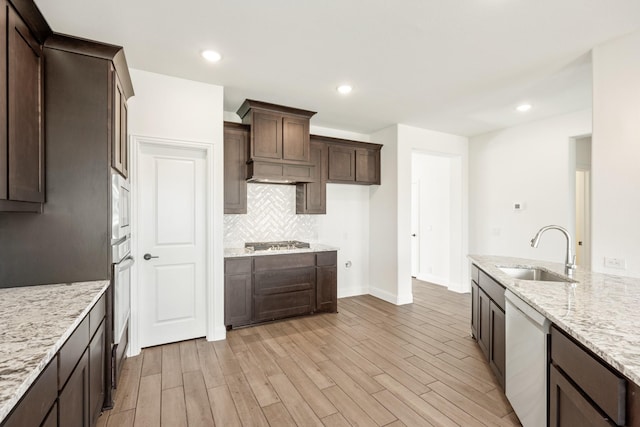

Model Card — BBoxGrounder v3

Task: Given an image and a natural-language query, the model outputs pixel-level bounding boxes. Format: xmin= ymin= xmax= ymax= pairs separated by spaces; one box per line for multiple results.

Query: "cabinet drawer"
xmin=254 ymin=253 xmax=315 ymax=271
xmin=254 ymin=290 xmax=314 ymax=322
xmin=471 ymin=264 xmax=479 ymax=283
xmin=316 ymin=251 xmax=337 ymax=266
xmin=255 ymin=267 xmax=315 ymax=295
xmin=58 ymin=316 xmax=90 ymax=390
xmin=89 ymin=293 xmax=106 ymax=339
xmin=2 ymin=357 xmax=57 ymax=427
xmin=551 ymin=326 xmax=626 ymax=425
xmin=478 ymin=270 xmax=505 ymax=310
xmin=226 ymin=258 xmax=252 ymax=274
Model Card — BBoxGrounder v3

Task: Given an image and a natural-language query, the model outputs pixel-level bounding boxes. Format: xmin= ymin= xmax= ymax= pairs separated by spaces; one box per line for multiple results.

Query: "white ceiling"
xmin=35 ymin=0 xmax=640 ymax=137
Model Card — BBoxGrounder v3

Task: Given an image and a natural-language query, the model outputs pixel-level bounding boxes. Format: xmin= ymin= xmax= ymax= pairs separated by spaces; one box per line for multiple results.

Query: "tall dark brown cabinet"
xmin=43 ymin=34 xmax=134 ymax=410
xmin=0 ymin=0 xmax=50 ymax=213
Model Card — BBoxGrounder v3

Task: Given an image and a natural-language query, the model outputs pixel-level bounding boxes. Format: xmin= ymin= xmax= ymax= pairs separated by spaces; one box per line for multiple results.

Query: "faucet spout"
xmin=530 ymin=225 xmax=576 ymax=275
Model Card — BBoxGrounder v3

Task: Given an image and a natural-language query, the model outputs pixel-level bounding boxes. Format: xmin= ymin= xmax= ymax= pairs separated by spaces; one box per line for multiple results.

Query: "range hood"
xmin=238 ymin=99 xmax=316 ymax=184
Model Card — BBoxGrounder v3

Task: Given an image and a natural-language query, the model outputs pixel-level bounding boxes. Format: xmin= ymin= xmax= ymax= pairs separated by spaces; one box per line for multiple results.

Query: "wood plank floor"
xmin=97 ymin=280 xmax=521 ymax=426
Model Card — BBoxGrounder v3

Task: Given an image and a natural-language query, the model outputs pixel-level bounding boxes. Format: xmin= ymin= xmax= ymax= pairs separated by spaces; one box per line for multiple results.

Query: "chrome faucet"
xmin=530 ymin=225 xmax=576 ymax=275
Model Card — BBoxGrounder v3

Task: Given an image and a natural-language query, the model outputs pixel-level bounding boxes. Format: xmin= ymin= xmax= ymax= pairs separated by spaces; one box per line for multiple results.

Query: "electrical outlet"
xmin=604 ymin=257 xmax=626 ymax=270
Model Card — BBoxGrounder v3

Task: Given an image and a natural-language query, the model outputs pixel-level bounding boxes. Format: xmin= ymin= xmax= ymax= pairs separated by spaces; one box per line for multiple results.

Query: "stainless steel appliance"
xmin=505 ymin=290 xmax=550 ymax=427
xmin=110 ymin=173 xmax=134 ymax=388
xmin=245 ymin=240 xmax=310 ymax=251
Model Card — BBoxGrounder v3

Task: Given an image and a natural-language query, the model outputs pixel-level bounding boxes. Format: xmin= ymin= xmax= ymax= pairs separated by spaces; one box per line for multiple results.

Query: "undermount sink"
xmin=498 ymin=266 xmax=574 ymax=283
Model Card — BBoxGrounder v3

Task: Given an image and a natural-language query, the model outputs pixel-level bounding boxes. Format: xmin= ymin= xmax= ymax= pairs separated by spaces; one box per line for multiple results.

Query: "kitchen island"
xmin=470 ymin=255 xmax=640 ymax=426
xmin=470 ymin=255 xmax=640 ymax=385
xmin=0 ymin=280 xmax=109 ymax=425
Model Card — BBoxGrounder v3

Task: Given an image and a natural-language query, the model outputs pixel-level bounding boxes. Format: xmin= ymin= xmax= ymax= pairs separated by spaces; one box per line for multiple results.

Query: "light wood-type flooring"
xmin=97 ymin=280 xmax=521 ymax=426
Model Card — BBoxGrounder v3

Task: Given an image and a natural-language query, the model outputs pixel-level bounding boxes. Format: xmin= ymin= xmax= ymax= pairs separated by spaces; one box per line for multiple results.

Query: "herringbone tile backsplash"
xmin=224 ymin=183 xmax=318 ymax=247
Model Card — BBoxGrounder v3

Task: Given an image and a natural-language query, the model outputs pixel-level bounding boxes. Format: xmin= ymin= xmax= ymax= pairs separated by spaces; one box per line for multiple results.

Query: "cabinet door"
xmin=328 ymin=145 xmax=355 ymax=182
xmin=59 ymin=349 xmax=90 ymax=427
xmin=282 ymin=115 xmax=309 ymax=162
xmin=7 ymin=6 xmax=44 ymax=203
xmin=41 ymin=403 xmax=58 ymax=427
xmin=224 ymin=125 xmax=248 ymax=214
xmin=549 ymin=364 xmax=615 ymax=427
xmin=296 ymin=139 xmax=326 ymax=214
xmin=252 ymin=110 xmax=282 ymax=160
xmin=355 ymin=148 xmax=379 ymax=184
xmin=470 ymin=281 xmax=479 ymax=339
xmin=89 ymin=320 xmax=106 ymax=425
xmin=224 ymin=273 xmax=252 ymax=327
xmin=120 ymin=93 xmax=129 ymax=178
xmin=477 ymin=288 xmax=490 ymax=359
xmin=111 ymin=69 xmax=126 ymax=177
xmin=489 ymin=301 xmax=505 ymax=388
xmin=316 ymin=265 xmax=337 ymax=312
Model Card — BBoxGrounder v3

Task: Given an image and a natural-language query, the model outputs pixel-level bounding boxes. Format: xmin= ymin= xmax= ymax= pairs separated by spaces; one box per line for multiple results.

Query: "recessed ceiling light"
xmin=337 ymin=84 xmax=353 ymax=95
xmin=201 ymin=50 xmax=222 ymax=63
xmin=516 ymin=103 xmax=532 ymax=112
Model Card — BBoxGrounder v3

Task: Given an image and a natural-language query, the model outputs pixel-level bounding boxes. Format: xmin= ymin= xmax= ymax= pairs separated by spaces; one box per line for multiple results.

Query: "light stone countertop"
xmin=469 ymin=255 xmax=640 ymax=386
xmin=225 ymin=243 xmax=339 ymax=258
xmin=0 ymin=280 xmax=110 ymax=423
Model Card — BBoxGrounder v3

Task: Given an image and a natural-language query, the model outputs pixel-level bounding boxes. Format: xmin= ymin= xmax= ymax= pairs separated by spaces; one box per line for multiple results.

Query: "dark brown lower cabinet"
xmin=59 ymin=350 xmax=90 ymax=427
xmin=477 ymin=287 xmax=490 ymax=359
xmin=470 ymin=280 xmax=479 ymax=339
xmin=1 ymin=292 xmax=107 ymax=427
xmin=41 ymin=403 xmax=58 ymax=427
xmin=549 ymin=364 xmax=614 ymax=427
xmin=470 ymin=264 xmax=506 ymax=389
xmin=316 ymin=252 xmax=337 ymax=313
xmin=89 ymin=320 xmax=106 ymax=425
xmin=224 ymin=251 xmax=338 ymax=329
xmin=224 ymin=258 xmax=253 ymax=328
xmin=1 ymin=358 xmax=57 ymax=427
xmin=489 ymin=301 xmax=505 ymax=388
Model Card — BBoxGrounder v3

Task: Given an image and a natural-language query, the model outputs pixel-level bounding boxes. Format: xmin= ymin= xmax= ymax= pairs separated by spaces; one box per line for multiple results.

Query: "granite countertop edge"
xmin=469 ymin=254 xmax=640 ymax=386
xmin=0 ymin=280 xmax=110 ymax=424
xmin=225 ymin=243 xmax=340 ymax=258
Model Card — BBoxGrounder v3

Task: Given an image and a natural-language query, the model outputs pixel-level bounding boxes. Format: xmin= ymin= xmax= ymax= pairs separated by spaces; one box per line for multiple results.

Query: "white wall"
xmin=592 ymin=30 xmax=640 ymax=277
xmin=370 ymin=124 xmax=469 ymax=301
xmin=469 ymin=109 xmax=591 ymax=263
xmin=370 ymin=125 xmax=401 ymax=302
xmin=128 ymin=69 xmax=226 ymax=349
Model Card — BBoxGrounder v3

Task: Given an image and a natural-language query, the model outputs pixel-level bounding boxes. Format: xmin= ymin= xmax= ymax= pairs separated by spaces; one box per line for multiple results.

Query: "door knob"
xmin=143 ymin=253 xmax=159 ymax=260
xmin=411 ymin=234 xmax=417 ymax=237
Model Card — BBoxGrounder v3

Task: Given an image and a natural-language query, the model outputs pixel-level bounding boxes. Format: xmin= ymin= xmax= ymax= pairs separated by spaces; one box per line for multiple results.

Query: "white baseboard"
xmin=338 ymin=286 xmax=369 ymax=299
xmin=368 ymin=286 xmax=413 ymax=305
xmin=208 ymin=326 xmax=227 ymax=342
xmin=416 ymin=273 xmax=469 ymax=294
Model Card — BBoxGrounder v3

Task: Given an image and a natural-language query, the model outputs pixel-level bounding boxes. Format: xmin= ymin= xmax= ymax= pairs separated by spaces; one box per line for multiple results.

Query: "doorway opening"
xmin=574 ymin=135 xmax=592 ymax=268
xmin=411 ymin=151 xmax=463 ymax=290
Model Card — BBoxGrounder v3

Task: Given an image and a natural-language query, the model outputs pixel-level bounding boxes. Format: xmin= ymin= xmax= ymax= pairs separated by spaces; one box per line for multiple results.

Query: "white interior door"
xmin=411 ymin=181 xmax=420 ymax=278
xmin=575 ymin=170 xmax=591 ymax=268
xmin=138 ymin=142 xmax=207 ymax=348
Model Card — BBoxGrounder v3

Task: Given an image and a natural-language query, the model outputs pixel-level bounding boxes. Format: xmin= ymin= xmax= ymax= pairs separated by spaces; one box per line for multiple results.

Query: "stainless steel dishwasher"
xmin=505 ymin=290 xmax=550 ymax=427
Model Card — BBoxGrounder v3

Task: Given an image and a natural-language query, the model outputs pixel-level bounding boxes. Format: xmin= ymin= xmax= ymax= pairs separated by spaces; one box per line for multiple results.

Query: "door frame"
xmin=129 ymin=135 xmax=220 ymax=356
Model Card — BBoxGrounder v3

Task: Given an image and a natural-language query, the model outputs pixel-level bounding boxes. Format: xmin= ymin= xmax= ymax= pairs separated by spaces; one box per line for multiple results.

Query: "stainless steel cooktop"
xmin=245 ymin=240 xmax=311 ymax=251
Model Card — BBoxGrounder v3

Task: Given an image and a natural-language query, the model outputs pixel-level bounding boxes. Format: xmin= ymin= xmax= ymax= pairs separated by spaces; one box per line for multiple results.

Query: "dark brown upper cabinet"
xmin=224 ymin=122 xmax=249 ymax=214
xmin=296 ymin=138 xmax=327 ymax=214
xmin=323 ymin=137 xmax=382 ymax=185
xmin=237 ymin=99 xmax=316 ymax=183
xmin=112 ymin=68 xmax=129 ymax=178
xmin=0 ymin=2 xmax=51 ymax=212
